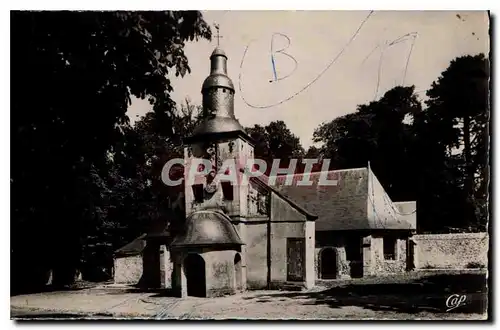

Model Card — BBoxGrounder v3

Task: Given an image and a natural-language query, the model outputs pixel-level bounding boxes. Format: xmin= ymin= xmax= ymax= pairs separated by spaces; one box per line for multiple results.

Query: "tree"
xmin=80 ymin=101 xmax=203 ymax=281
xmin=313 ymin=86 xmax=422 ymax=200
xmin=424 ymin=53 xmax=490 ymax=231
xmin=304 ymin=146 xmax=321 ymax=159
xmin=11 ymin=11 xmax=211 ymax=289
xmin=245 ymin=121 xmax=305 ymax=173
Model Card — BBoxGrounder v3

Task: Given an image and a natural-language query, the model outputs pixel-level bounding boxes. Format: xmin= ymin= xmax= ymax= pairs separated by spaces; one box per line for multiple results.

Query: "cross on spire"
xmin=214 ymin=23 xmax=223 ymax=46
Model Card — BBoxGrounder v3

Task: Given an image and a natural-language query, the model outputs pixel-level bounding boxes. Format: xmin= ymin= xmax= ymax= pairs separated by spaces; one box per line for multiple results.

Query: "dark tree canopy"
xmin=423 ymin=53 xmax=490 ymax=231
xmin=304 ymin=146 xmax=321 ymax=159
xmin=11 ymin=11 xmax=211 ymax=290
xmin=92 ymin=101 xmax=202 ymax=275
xmin=314 ymin=86 xmax=422 ymax=201
xmin=245 ymin=120 xmax=305 ymax=169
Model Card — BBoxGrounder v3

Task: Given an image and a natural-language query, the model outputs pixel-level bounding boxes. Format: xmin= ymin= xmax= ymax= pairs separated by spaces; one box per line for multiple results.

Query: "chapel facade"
xmin=167 ymin=46 xmax=315 ymax=297
xmin=113 ymin=44 xmax=417 ymax=297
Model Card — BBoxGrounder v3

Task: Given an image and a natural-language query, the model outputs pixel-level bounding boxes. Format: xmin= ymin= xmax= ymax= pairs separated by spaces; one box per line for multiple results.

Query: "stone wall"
xmin=314 ymin=232 xmax=411 ymax=278
xmin=315 ymin=231 xmax=351 ymax=279
xmin=314 ymin=248 xmax=321 ymax=278
xmin=315 ymin=246 xmax=350 ymax=279
xmin=114 ymin=255 xmax=143 ymax=285
xmin=413 ymin=233 xmax=489 ymax=269
xmin=170 ymin=248 xmax=241 ymax=298
xmin=161 ymin=246 xmax=172 ymax=289
xmin=370 ymin=236 xmax=407 ymax=275
xmin=203 ymin=249 xmax=239 ymax=297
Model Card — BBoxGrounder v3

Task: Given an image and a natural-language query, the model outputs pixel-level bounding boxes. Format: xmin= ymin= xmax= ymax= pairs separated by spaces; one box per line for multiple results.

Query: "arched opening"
xmin=320 ymin=248 xmax=337 ymax=279
xmin=184 ymin=254 xmax=206 ymax=297
xmin=234 ymin=253 xmax=242 ymax=292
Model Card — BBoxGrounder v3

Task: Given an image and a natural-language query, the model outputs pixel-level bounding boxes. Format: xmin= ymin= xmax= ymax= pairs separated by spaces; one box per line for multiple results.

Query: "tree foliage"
xmin=11 ymin=11 xmax=211 ymax=290
xmin=245 ymin=121 xmax=305 ymax=173
xmin=314 ymin=86 xmax=422 ymax=200
xmin=80 ymin=101 xmax=202 ymax=281
xmin=423 ymin=53 xmax=490 ymax=231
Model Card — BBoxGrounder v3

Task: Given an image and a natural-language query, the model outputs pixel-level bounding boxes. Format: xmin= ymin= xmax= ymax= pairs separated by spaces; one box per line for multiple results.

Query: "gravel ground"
xmin=11 ymin=288 xmax=487 ymax=320
xmin=11 ymin=272 xmax=488 ymax=320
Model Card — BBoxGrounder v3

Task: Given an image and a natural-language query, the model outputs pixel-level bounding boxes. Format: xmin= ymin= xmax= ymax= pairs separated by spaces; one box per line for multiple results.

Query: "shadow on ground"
xmin=244 ymin=273 xmax=488 ymax=314
xmin=12 ymin=312 xmax=115 ymax=320
xmin=10 ymin=281 xmax=102 ymax=297
xmin=103 ymin=285 xmax=177 ymax=297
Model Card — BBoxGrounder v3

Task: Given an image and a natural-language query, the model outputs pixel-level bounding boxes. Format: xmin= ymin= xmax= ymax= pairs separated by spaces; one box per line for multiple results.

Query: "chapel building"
xmin=113 ymin=44 xmax=417 ymax=297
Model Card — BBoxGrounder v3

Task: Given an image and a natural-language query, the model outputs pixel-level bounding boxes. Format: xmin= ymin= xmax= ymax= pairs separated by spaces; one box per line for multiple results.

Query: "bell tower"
xmin=183 ymin=31 xmax=255 ymax=219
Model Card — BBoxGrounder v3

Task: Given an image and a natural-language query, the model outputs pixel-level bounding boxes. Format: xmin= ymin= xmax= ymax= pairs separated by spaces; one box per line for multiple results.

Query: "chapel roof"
xmin=211 ymin=46 xmax=227 ymax=57
xmin=114 ymin=234 xmax=147 ymax=258
xmin=184 ymin=45 xmax=252 ymax=144
xmin=170 ymin=209 xmax=244 ymax=248
xmin=267 ymin=167 xmax=416 ymax=231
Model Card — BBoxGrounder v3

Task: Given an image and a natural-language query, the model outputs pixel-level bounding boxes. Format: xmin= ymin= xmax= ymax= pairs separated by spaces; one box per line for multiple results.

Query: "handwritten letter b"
xmin=270 ymin=33 xmax=298 ymax=82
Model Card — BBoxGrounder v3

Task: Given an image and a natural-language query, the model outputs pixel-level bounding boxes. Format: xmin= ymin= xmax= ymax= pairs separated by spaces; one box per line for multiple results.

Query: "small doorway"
xmin=286 ymin=238 xmax=305 ymax=281
xmin=320 ymin=248 xmax=337 ymax=279
xmin=184 ymin=254 xmax=206 ymax=297
xmin=350 ymin=261 xmax=363 ymax=278
xmin=346 ymin=237 xmax=363 ymax=278
xmin=234 ymin=253 xmax=242 ymax=291
xmin=407 ymin=239 xmax=415 ymax=271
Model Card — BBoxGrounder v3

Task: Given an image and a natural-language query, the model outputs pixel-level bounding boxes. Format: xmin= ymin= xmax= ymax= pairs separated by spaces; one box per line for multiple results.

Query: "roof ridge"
xmin=266 ymin=167 xmax=368 ymax=180
xmin=240 ymin=169 xmax=318 ymax=221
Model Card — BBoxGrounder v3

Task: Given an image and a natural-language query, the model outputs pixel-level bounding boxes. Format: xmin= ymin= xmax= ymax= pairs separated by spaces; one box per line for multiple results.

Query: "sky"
xmin=126 ymin=10 xmax=490 ymax=149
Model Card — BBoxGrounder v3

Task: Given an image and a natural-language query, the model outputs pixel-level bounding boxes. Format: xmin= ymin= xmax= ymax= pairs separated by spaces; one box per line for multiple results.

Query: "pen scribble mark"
xmin=361 ymin=32 xmax=418 ymax=99
xmin=271 ymin=54 xmax=278 ymax=82
xmin=239 ymin=11 xmax=374 ymax=109
xmin=269 ymin=33 xmax=298 ymax=83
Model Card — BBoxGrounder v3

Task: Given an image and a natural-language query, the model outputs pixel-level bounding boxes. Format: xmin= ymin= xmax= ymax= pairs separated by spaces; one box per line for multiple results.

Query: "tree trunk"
xmin=463 ymin=115 xmax=476 ymax=226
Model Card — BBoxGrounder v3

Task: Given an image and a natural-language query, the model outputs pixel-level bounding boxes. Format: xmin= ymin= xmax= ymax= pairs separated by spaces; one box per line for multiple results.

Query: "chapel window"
xmin=192 ymin=184 xmax=204 ymax=203
xmin=257 ymin=194 xmax=268 ymax=214
xmin=221 ymin=181 xmax=234 ymax=201
xmin=383 ymin=237 xmax=397 ymax=260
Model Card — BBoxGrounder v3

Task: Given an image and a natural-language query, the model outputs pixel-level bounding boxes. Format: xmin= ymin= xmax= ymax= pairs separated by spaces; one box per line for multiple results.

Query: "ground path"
xmin=11 ymin=271 xmax=488 ymax=320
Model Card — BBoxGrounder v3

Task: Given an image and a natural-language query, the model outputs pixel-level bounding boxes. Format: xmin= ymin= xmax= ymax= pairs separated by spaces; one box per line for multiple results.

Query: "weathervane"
xmin=214 ymin=23 xmax=223 ymax=46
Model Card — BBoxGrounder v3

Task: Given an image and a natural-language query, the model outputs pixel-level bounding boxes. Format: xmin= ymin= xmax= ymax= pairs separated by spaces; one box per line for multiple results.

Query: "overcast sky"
xmin=126 ymin=10 xmax=490 ymax=149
